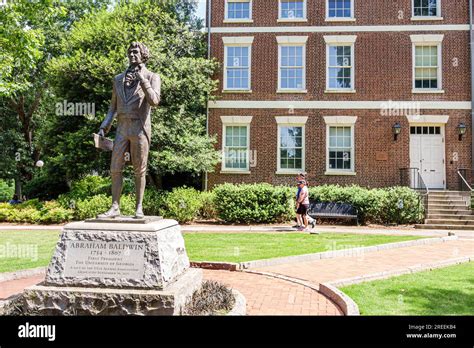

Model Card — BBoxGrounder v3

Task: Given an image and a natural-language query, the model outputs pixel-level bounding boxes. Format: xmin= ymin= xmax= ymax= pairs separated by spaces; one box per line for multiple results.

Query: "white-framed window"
xmin=279 ymin=0 xmax=307 ymax=21
xmin=277 ymin=36 xmax=308 ymax=92
xmin=221 ymin=116 xmax=252 ymax=172
xmin=225 ymin=0 xmax=252 ymax=21
xmin=223 ymin=37 xmax=254 ymax=91
xmin=326 ymin=0 xmax=354 ymax=20
xmin=275 ymin=116 xmax=307 ymax=174
xmin=410 ymin=35 xmax=443 ymax=92
xmin=324 ymin=36 xmax=356 ymax=92
xmin=412 ymin=0 xmax=441 ymax=19
xmin=324 ymin=116 xmax=357 ymax=175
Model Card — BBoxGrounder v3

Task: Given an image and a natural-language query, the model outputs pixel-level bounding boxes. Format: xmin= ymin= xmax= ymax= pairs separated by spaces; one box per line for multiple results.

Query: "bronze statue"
xmin=97 ymin=42 xmax=161 ymax=218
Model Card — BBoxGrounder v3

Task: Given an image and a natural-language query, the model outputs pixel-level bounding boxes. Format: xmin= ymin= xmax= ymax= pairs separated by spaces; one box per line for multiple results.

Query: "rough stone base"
xmin=22 ymin=268 xmax=202 ymax=316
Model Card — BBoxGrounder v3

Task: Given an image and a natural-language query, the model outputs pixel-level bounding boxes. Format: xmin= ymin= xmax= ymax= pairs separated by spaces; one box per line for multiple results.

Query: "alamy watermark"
xmin=56 ymin=100 xmax=95 ymax=118
xmin=380 ymin=100 xmax=421 ymax=117
xmin=0 ymin=242 xmax=38 ymax=262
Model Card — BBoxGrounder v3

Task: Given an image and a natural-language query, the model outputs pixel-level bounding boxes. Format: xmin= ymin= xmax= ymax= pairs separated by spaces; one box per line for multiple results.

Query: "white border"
xmin=278 ymin=0 xmax=307 ymax=22
xmin=224 ymin=0 xmax=253 ymax=23
xmin=223 ymin=37 xmax=254 ymax=92
xmin=406 ymin=115 xmax=449 ymax=124
xmin=277 ymin=37 xmax=308 ymax=93
xmin=411 ymin=35 xmax=444 ymax=93
xmin=325 ymin=0 xmax=355 ymax=21
xmin=210 ymin=24 xmax=468 ymax=33
xmin=208 ymin=100 xmax=471 ymax=109
xmin=221 ymin=116 xmax=253 ymax=173
xmin=275 ymin=116 xmax=308 ymax=174
xmin=411 ymin=0 xmax=442 ymax=20
xmin=325 ymin=120 xmax=356 ymax=175
xmin=324 ymin=36 xmax=357 ymax=92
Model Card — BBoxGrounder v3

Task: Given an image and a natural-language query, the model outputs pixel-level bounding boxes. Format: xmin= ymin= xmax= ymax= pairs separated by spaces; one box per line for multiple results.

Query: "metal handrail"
xmin=416 ymin=169 xmax=429 ymax=196
xmin=457 ymin=169 xmax=473 ymax=191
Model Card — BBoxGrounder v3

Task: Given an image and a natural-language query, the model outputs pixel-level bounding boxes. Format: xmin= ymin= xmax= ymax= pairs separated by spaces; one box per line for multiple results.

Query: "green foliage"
xmin=213 ymin=183 xmax=295 ymax=224
xmin=0 ymin=200 xmax=73 ymax=224
xmin=161 ymin=187 xmax=203 ymax=223
xmin=23 ymin=172 xmax=70 ymax=201
xmin=0 ymin=180 xmax=14 ymax=202
xmin=43 ymin=0 xmax=219 ymax=183
xmin=73 ymin=194 xmax=135 ymax=220
xmin=309 ymin=185 xmax=423 ymax=224
xmin=143 ymin=188 xmax=167 ymax=216
xmin=198 ymin=190 xmax=218 ymax=220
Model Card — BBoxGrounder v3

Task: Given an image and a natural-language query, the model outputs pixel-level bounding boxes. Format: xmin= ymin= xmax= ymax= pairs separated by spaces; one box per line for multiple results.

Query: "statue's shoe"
xmin=97 ymin=207 xmax=121 ymax=219
xmin=135 ymin=207 xmax=144 ymax=219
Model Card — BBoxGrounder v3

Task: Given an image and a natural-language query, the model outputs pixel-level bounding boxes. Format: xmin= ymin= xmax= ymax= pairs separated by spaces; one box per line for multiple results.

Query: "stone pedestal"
xmin=24 ymin=218 xmax=202 ymax=315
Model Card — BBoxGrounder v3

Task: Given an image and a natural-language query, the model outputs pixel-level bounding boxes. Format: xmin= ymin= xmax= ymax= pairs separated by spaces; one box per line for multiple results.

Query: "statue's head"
xmin=127 ymin=42 xmax=150 ymax=66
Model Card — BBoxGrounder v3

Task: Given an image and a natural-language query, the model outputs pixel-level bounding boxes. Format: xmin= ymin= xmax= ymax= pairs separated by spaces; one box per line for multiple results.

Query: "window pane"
xmin=414 ymin=45 xmax=439 ymax=90
xmin=224 ymin=126 xmax=249 ymax=169
xmin=328 ymin=126 xmax=353 ymax=170
xmin=328 ymin=0 xmax=352 ymax=18
xmin=280 ymin=126 xmax=303 ymax=169
xmin=280 ymin=0 xmax=305 ymax=19
xmin=414 ymin=0 xmax=438 ymax=17
xmin=227 ymin=1 xmax=250 ymax=19
xmin=226 ymin=45 xmax=250 ymax=89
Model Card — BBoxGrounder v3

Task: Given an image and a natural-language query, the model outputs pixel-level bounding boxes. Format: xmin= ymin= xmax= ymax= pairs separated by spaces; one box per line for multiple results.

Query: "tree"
xmin=0 ymin=0 xmax=112 ymax=196
xmin=45 ymin=0 xmax=219 ymax=189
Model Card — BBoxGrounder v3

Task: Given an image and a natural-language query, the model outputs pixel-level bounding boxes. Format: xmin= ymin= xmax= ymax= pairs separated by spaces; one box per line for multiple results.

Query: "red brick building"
xmin=206 ymin=0 xmax=473 ymax=190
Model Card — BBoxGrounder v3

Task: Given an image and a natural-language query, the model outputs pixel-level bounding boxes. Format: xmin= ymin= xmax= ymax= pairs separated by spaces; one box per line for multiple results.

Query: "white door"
xmin=409 ymin=126 xmax=445 ymax=189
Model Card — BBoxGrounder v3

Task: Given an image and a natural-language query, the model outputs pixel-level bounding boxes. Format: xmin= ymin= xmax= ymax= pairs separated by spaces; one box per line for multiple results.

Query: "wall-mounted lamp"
xmin=393 ymin=123 xmax=402 ymax=141
xmin=458 ymin=123 xmax=467 ymax=141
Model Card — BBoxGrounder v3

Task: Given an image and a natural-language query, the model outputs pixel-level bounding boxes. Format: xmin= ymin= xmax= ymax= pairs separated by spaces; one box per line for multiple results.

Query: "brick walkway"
xmin=254 ymin=239 xmax=474 ymax=285
xmin=203 ymin=269 xmax=343 ymax=315
xmin=0 ymin=274 xmax=44 ymax=301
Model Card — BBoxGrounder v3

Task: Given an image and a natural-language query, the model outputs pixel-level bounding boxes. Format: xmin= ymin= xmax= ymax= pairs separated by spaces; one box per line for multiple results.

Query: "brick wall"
xmin=210 ymin=0 xmax=469 ymax=27
xmin=208 ymin=109 xmax=472 ymax=190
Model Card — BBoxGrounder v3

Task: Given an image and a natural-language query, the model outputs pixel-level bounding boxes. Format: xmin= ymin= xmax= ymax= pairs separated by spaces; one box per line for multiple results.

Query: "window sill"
xmin=411 ymin=16 xmax=444 ymax=21
xmin=325 ymin=171 xmax=356 ymax=176
xmin=220 ymin=170 xmax=251 ymax=174
xmin=276 ymin=170 xmax=303 ymax=175
xmin=277 ymin=18 xmax=308 ymax=23
xmin=325 ymin=17 xmax=356 ymax=22
xmin=277 ymin=89 xmax=307 ymax=94
xmin=223 ymin=19 xmax=254 ymax=23
xmin=324 ymin=89 xmax=356 ymax=94
xmin=412 ymin=89 xmax=445 ymax=94
xmin=222 ymin=90 xmax=253 ymax=94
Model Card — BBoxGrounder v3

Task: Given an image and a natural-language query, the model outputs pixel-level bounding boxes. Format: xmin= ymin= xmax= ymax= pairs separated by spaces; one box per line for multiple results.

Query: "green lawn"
xmin=0 ymin=230 xmax=424 ymax=273
xmin=184 ymin=232 xmax=423 ymax=263
xmin=341 ymin=262 xmax=474 ymax=315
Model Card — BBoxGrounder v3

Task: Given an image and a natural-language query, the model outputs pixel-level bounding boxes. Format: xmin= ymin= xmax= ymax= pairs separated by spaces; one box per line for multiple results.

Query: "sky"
xmin=196 ymin=0 xmax=206 ymax=19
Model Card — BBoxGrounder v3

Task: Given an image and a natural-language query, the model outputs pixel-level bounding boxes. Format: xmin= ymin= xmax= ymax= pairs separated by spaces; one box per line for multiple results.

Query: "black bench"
xmin=308 ymin=201 xmax=359 ymax=225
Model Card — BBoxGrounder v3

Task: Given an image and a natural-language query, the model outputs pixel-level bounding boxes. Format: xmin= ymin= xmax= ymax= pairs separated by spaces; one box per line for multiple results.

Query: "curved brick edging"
xmin=318 ymin=283 xmax=359 ymax=316
xmin=239 ymin=236 xmax=458 ymax=269
xmin=190 ymin=236 xmax=458 ymax=271
xmin=0 ymin=267 xmax=47 ymax=283
xmin=227 ymin=289 xmax=246 ymax=316
xmin=241 ymin=270 xmax=349 ymax=316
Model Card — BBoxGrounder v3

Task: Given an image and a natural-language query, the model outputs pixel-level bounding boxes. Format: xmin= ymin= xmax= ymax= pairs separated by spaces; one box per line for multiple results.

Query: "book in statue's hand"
xmin=93 ymin=133 xmax=114 ymax=152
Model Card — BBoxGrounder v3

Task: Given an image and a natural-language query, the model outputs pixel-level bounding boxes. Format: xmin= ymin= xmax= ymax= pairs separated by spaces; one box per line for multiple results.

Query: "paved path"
xmin=0 ymin=270 xmax=343 ymax=316
xmin=202 ymin=270 xmax=342 ymax=315
xmin=1 ymin=223 xmax=473 ymax=238
xmin=254 ymin=239 xmax=474 ymax=285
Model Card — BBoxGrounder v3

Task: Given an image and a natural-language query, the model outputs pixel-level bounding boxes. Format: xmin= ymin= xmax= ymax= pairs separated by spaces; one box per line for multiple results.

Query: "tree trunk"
xmin=14 ymin=176 xmax=22 ymax=199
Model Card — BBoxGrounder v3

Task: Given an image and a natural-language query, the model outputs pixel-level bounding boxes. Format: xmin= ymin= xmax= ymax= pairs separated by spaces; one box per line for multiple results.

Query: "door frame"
xmin=409 ymin=123 xmax=446 ymax=190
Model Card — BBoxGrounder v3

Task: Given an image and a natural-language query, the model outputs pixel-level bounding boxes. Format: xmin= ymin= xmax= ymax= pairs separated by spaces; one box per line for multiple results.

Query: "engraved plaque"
xmin=64 ymin=241 xmax=145 ymax=279
xmin=376 ymin=151 xmax=389 ymax=161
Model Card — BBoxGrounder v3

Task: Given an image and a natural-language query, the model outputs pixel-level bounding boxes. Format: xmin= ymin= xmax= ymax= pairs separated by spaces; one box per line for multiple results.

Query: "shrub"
xmin=198 ymin=191 xmax=218 ymax=220
xmin=23 ymin=174 xmax=69 ymax=201
xmin=0 ymin=180 xmax=14 ymax=202
xmin=161 ymin=187 xmax=203 ymax=223
xmin=383 ymin=186 xmax=424 ymax=224
xmin=74 ymin=194 xmax=135 ymax=220
xmin=39 ymin=201 xmax=74 ymax=224
xmin=309 ymin=184 xmax=422 ymax=224
xmin=143 ymin=189 xmax=167 ymax=217
xmin=213 ymin=183 xmax=294 ymax=223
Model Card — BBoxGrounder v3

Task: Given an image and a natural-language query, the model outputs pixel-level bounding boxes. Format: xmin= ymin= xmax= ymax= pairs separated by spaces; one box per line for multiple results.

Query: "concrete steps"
xmin=415 ymin=190 xmax=474 ymax=231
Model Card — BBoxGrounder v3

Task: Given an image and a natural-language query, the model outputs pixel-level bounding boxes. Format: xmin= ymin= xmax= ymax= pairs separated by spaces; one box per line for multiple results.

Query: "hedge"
xmin=213 ymin=183 xmax=295 ymax=223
